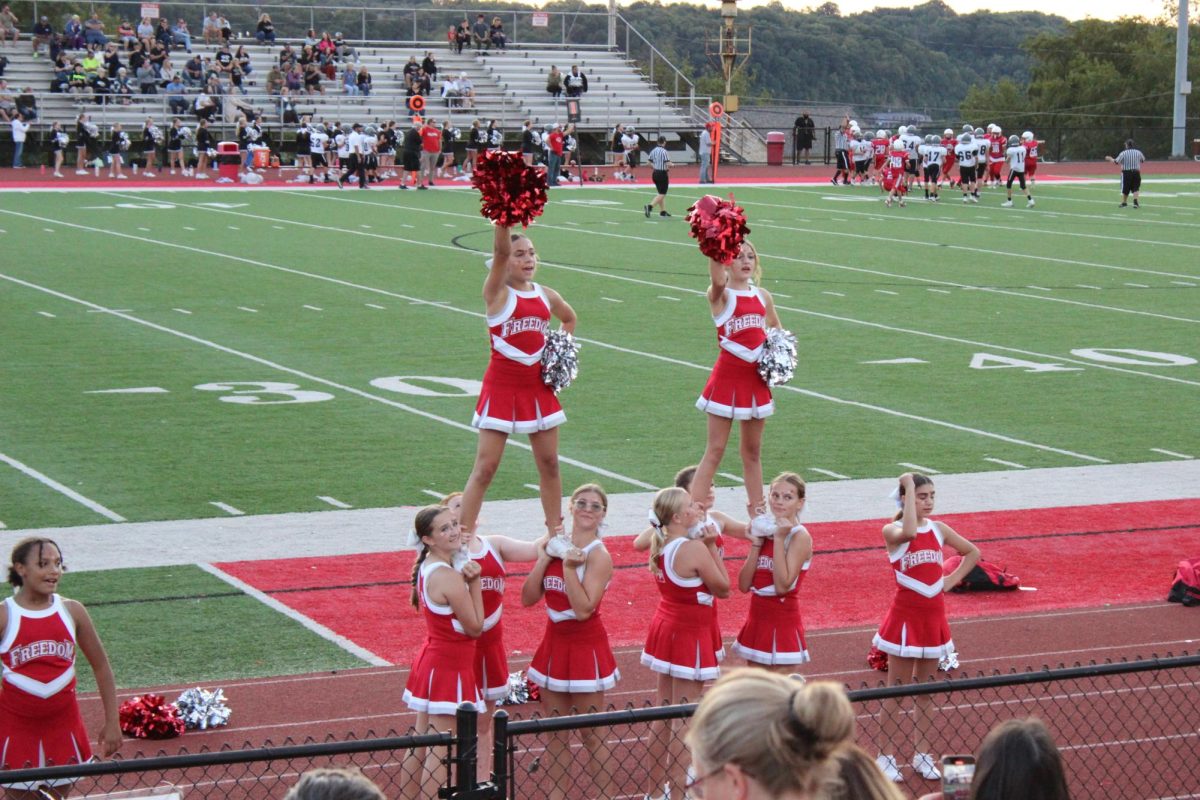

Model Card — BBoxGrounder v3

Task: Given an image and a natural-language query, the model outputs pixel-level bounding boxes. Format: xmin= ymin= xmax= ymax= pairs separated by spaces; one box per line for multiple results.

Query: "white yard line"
xmin=210 ymin=501 xmax=245 ymax=516
xmin=173 ymin=307 xmax=192 ymax=314
xmin=237 ymin=306 xmax=258 ymax=313
xmin=809 ymin=468 xmax=851 ymax=480
xmin=302 ymin=304 xmax=324 ymax=311
xmin=365 ymin=303 xmax=386 ymax=309
xmin=317 ymin=496 xmax=353 ymax=509
xmin=984 ymin=457 xmax=1029 ymax=469
xmin=36 ymin=311 xmax=56 ymax=317
xmin=899 ymin=462 xmax=940 ymax=474
xmin=0 ymin=451 xmax=126 ymax=522
xmin=717 ymin=472 xmax=744 ymax=483
xmin=198 ymin=563 xmax=389 ymax=666
xmin=0 ymin=271 xmax=656 ymax=492
xmin=421 ymin=489 xmax=446 ymax=500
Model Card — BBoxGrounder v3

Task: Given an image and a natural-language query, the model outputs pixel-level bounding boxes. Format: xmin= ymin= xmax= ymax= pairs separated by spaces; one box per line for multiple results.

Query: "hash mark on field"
xmin=441 ymin=224 xmax=456 ymax=228
xmin=137 ymin=227 xmax=151 ymax=232
xmin=1171 ymin=281 xmax=1197 ymax=287
xmin=209 ymin=501 xmax=244 ymax=516
xmin=523 ymin=483 xmax=541 ymax=492
xmin=1076 ymin=284 xmax=1102 ymax=290
xmin=822 ymin=291 xmax=845 ymax=297
xmin=927 ymin=288 xmax=952 ymax=294
xmin=237 ymin=306 xmax=258 ymax=313
xmin=303 ymin=305 xmax=324 ymax=311
xmin=0 ymin=452 xmax=126 ymax=522
xmin=228 ymin=226 xmax=240 ymax=231
xmin=365 ymin=303 xmax=386 ymax=309
xmin=37 ymin=311 xmax=56 ymax=318
xmin=318 ymin=495 xmax=353 ymax=509
xmin=984 ymin=457 xmax=1028 ymax=469
xmin=773 ymin=292 xmax=791 ymax=298
xmin=601 ymin=297 xmax=623 ymax=303
xmin=273 ymin=225 xmax=286 ymax=230
xmin=87 ymin=308 xmax=132 ymax=313
xmin=183 ymin=226 xmax=196 ymax=231
xmin=718 ymin=472 xmax=744 ymax=483
xmin=875 ymin=289 xmax=899 ymax=296
xmin=421 ymin=489 xmax=446 ymax=500
xmin=43 ymin=228 xmax=55 ymax=232
xmin=1150 ymin=448 xmax=1194 ymax=460
xmin=603 ymin=221 xmax=619 ymax=225
xmin=564 ymin=221 xmax=579 ymax=226
xmin=1026 ymin=285 xmax=1051 ymax=292
xmin=173 ymin=308 xmax=192 ymax=315
xmin=810 ymin=468 xmax=851 ymax=480
xmin=400 ymin=224 xmax=414 ymax=229
xmin=85 ymin=387 xmax=168 ymax=394
xmin=359 ymin=224 xmax=372 ymax=229
xmin=657 ymin=295 xmax=681 ymax=302
xmin=898 ymin=462 xmax=939 ymax=474
xmin=1124 ymin=283 xmax=1149 ymax=288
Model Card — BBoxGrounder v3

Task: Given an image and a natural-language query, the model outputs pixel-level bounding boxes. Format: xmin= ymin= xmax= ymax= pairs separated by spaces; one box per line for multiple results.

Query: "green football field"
xmin=1 ymin=181 xmax=1198 ymax=532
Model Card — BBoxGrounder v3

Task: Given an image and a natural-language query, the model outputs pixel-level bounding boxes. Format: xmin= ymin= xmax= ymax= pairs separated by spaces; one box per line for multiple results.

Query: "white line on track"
xmin=898 ymin=462 xmax=940 ymax=474
xmin=198 ymin=563 xmax=389 ymax=666
xmin=984 ymin=457 xmax=1028 ymax=469
xmin=142 ymin=191 xmax=1200 ymax=386
xmin=173 ymin=308 xmax=192 ymax=314
xmin=210 ymin=501 xmax=244 ymax=516
xmin=0 ymin=270 xmax=657 ymax=491
xmin=14 ymin=201 xmax=1127 ymax=460
xmin=317 ymin=496 xmax=353 ymax=509
xmin=809 ymin=468 xmax=851 ymax=479
xmin=717 ymin=472 xmax=744 ymax=483
xmin=37 ymin=311 xmax=56 ymax=318
xmin=237 ymin=306 xmax=258 ymax=313
xmin=303 ymin=304 xmax=323 ymax=311
xmin=0 ymin=451 xmax=125 ymax=521
xmin=1150 ymin=448 xmax=1194 ymax=460
xmin=365 ymin=303 xmax=386 ymax=309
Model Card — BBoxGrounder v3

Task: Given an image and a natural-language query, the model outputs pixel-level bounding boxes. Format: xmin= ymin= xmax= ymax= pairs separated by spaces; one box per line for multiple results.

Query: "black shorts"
xmin=924 ymin=165 xmax=940 ymax=182
xmin=402 ymin=152 xmax=420 ymax=171
xmin=854 ymin=159 xmax=869 ymax=175
xmin=835 ymin=150 xmax=850 ymax=170
xmin=905 ymin=159 xmax=918 ymax=176
xmin=652 ymin=169 xmax=668 ymax=195
xmin=311 ymin=152 xmax=327 ymax=167
xmin=1121 ymin=170 xmax=1141 ymax=195
xmin=1007 ymin=170 xmax=1027 ymax=190
xmin=959 ymin=165 xmax=975 ymax=183
xmin=626 ymin=151 xmax=639 ymax=168
xmin=976 ymin=161 xmax=988 ymax=179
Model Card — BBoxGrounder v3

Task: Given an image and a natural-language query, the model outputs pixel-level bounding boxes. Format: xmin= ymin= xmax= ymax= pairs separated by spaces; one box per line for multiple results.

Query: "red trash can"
xmin=217 ymin=141 xmax=240 ymax=180
xmin=766 ymin=131 xmax=785 ymax=166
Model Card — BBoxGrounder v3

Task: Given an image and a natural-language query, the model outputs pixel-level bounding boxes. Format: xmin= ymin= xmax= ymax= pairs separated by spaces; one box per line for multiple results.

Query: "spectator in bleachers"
xmin=0 ymin=5 xmax=18 ymax=46
xmin=440 ymin=74 xmax=460 ymax=109
xmin=148 ymin=39 xmax=168 ymax=75
xmin=136 ymin=17 xmax=154 ymax=41
xmin=64 ymin=15 xmax=85 ymax=49
xmin=160 ymin=56 xmax=177 ymax=84
xmin=15 ymin=86 xmax=35 ymax=120
xmin=304 ymin=62 xmax=323 ymax=95
xmin=447 ymin=24 xmax=458 ymax=52
xmin=285 ymin=63 xmax=303 ymax=93
xmin=546 ymin=65 xmax=563 ymax=98
xmin=334 ymin=33 xmax=356 ymax=63
xmin=284 ymin=768 xmax=384 ymax=800
xmin=214 ymin=42 xmax=234 ymax=75
xmin=33 ymin=16 xmax=54 ymax=56
xmin=471 ymin=14 xmax=489 ymax=52
xmin=103 ymin=42 xmax=122 ymax=76
xmin=112 ymin=68 xmax=134 ymax=104
xmin=457 ymin=72 xmax=474 ymax=109
xmin=266 ymin=63 xmax=283 ymax=94
xmin=0 ymin=81 xmax=16 ymax=119
xmin=402 ymin=55 xmax=419 ymax=89
xmin=81 ymin=47 xmax=101 ymax=75
xmin=235 ymin=45 xmax=253 ymax=76
xmin=67 ymin=61 xmax=89 ymax=94
xmin=299 ymin=44 xmax=316 ymax=67
xmin=137 ymin=61 xmax=157 ymax=94
xmin=126 ymin=40 xmax=145 ymax=73
xmin=303 ymin=29 xmax=319 ymax=48
xmin=166 ymin=74 xmax=187 ymax=113
xmin=155 ymin=18 xmax=175 ymax=49
xmin=342 ymin=63 xmax=359 ymax=95
xmin=422 ymin=52 xmax=438 ymax=81
xmin=255 ymin=14 xmax=276 ymax=44
xmin=117 ymin=19 xmax=136 ymax=48
xmin=183 ymin=52 xmax=203 ymax=86
xmin=84 ymin=67 xmax=106 ymax=102
xmin=51 ymin=55 xmax=72 ymax=92
xmin=317 ymin=32 xmax=336 ymax=64
xmin=201 ymin=12 xmax=220 ymax=45
xmin=413 ymin=68 xmax=431 ymax=96
xmin=357 ymin=67 xmax=372 ymax=97
xmin=278 ymin=43 xmax=295 ymax=68
xmin=564 ymin=65 xmax=587 ymax=97
xmin=230 ymin=65 xmax=247 ymax=94
xmin=218 ymin=15 xmax=233 ymax=44
xmin=171 ymin=19 xmax=192 ymax=53
xmin=489 ymin=17 xmax=507 ymax=50
xmin=455 ymin=20 xmax=471 ymax=54
xmin=918 ymin=718 xmax=1071 ymax=800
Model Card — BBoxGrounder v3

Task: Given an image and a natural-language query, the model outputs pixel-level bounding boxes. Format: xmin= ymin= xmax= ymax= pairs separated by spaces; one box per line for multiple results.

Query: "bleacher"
xmin=7 ymin=37 xmax=696 ymax=140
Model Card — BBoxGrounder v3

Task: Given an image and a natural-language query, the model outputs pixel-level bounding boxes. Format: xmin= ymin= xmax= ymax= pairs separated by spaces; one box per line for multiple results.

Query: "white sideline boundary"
xmin=17 ymin=459 xmax=1200 ymax=572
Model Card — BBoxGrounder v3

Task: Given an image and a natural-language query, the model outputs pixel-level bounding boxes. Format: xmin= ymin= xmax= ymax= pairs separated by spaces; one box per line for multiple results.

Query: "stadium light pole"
xmin=1172 ymin=0 xmax=1190 ymax=158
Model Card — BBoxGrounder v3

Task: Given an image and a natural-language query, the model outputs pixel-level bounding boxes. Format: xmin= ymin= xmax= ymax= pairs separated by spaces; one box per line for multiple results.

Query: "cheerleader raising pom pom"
xmin=758 ymin=326 xmax=798 ymax=387
xmin=686 ymin=194 xmax=751 ymax=264
xmin=472 ymin=149 xmax=548 ymax=228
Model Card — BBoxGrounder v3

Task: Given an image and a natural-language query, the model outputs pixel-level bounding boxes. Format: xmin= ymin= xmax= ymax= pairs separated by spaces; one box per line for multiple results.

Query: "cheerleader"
xmin=166 ymin=119 xmax=186 ymax=175
xmin=401 ymin=506 xmax=485 ymax=800
xmin=194 ymin=118 xmax=213 ymax=179
xmin=295 ymin=117 xmax=313 ymax=174
xmin=107 ymin=123 xmax=128 ymax=179
xmin=641 ymin=486 xmax=730 ymax=800
xmin=873 ymin=472 xmax=980 ymax=784
xmin=458 ymin=224 xmax=577 ymax=538
xmin=1 ymin=538 xmax=121 ymax=796
xmin=692 ymin=240 xmax=781 ymax=517
xmin=49 ymin=121 xmax=67 ymax=178
xmin=74 ymin=113 xmax=95 ymax=175
xmin=139 ymin=116 xmax=159 ymax=177
xmin=521 ymin=484 xmax=618 ymax=800
xmin=732 ymin=472 xmax=812 ymax=671
xmin=609 ymin=123 xmax=627 ymax=180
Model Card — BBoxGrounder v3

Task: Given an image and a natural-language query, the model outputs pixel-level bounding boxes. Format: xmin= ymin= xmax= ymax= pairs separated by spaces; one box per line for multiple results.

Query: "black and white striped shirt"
xmin=648 ymin=145 xmax=670 ymax=171
xmin=1114 ymin=148 xmax=1145 ymax=171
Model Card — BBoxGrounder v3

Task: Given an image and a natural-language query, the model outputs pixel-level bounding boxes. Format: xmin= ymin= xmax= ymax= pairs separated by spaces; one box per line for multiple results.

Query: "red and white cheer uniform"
xmin=732 ymin=529 xmax=811 ymax=665
xmin=527 ymin=541 xmax=619 ymax=693
xmin=472 ymin=284 xmax=565 ymax=434
xmin=641 ymin=538 xmax=725 ymax=681
xmin=0 ymin=594 xmax=91 ymax=778
xmin=470 ymin=537 xmax=509 ymax=702
xmin=696 ymin=287 xmax=773 ymax=420
xmin=872 ymin=520 xmax=954 ymax=659
xmin=403 ymin=560 xmax=486 ymax=715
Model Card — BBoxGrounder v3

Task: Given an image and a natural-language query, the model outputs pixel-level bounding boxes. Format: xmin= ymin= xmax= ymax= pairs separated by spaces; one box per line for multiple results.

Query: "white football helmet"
xmin=876 ymin=129 xmax=887 ymax=139
xmin=898 ymin=125 xmax=908 ymax=135
xmin=1021 ymin=131 xmax=1034 ymax=141
xmin=944 ymin=128 xmax=954 ymax=137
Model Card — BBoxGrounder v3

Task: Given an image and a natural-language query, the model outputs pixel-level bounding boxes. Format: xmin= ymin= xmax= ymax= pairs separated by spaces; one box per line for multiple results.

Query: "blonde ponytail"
xmin=648 ymin=487 xmax=688 ymax=578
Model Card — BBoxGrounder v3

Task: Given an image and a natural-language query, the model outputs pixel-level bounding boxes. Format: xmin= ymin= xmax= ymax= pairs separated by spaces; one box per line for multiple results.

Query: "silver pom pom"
xmin=173 ymin=687 xmax=232 ymax=730
xmin=496 ymin=670 xmax=538 ymax=705
xmin=757 ymin=327 xmax=798 ymax=388
xmin=939 ymin=650 xmax=960 ymax=672
xmin=540 ymin=330 xmax=579 ymax=394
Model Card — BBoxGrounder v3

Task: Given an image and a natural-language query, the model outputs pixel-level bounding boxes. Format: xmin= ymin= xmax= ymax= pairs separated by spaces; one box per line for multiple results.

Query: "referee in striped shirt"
xmin=644 ymin=136 xmax=672 ymax=218
xmin=1105 ymin=139 xmax=1145 ymax=208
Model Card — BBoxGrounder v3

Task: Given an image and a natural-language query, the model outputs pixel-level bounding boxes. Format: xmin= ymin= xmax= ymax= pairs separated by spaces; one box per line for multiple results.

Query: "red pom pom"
xmin=866 ymin=646 xmax=889 ymax=672
xmin=686 ymin=194 xmax=750 ymax=264
xmin=525 ymin=678 xmax=540 ymax=702
xmin=471 ymin=150 xmax=548 ymax=228
xmin=119 ymin=694 xmax=185 ymax=739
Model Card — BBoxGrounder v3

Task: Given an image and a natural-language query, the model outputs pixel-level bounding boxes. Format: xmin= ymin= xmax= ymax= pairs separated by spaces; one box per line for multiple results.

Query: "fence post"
xmin=491 ymin=710 xmax=509 ymax=800
xmin=451 ymin=702 xmax=478 ymax=797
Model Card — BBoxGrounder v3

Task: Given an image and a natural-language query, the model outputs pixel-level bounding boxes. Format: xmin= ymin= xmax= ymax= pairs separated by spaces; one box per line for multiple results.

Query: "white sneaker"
xmin=76 ymin=169 xmax=88 ymax=175
xmin=1001 ymin=200 xmax=1013 ymax=207
xmin=876 ymin=754 xmax=903 ymax=783
xmin=913 ymin=753 xmax=941 ymax=780
xmin=970 ymin=196 xmax=979 ymax=203
xmin=962 ymin=196 xmax=969 ymax=203
xmin=170 ymin=169 xmax=176 ymax=175
xmin=144 ymin=171 xmax=156 ymax=177
xmin=53 ymin=171 xmax=64 ymax=178
xmin=1027 ymin=198 xmax=1036 ymax=208
xmin=195 ymin=172 xmax=209 ymax=179
xmin=115 ymin=174 xmax=128 ymax=179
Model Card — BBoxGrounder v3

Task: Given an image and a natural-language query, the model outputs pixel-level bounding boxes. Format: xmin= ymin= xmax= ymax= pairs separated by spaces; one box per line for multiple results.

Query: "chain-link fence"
xmin=3 ymin=653 xmax=1197 ymax=799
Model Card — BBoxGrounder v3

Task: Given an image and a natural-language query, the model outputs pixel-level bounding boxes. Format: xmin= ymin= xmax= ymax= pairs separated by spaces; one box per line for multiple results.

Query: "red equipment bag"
xmin=1167 ymin=557 xmax=1200 ymax=607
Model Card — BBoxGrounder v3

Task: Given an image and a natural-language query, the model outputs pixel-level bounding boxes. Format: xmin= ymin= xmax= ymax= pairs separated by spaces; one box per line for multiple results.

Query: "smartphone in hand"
xmin=941 ymin=755 xmax=975 ymax=800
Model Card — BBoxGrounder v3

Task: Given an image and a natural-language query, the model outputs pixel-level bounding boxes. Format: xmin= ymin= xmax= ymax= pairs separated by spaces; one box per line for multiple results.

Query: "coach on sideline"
xmin=1105 ymin=139 xmax=1145 ymax=208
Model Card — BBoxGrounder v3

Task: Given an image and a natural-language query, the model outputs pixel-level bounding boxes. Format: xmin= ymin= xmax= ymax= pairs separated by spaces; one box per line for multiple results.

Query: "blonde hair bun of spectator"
xmin=687 ymin=668 xmax=855 ymax=798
